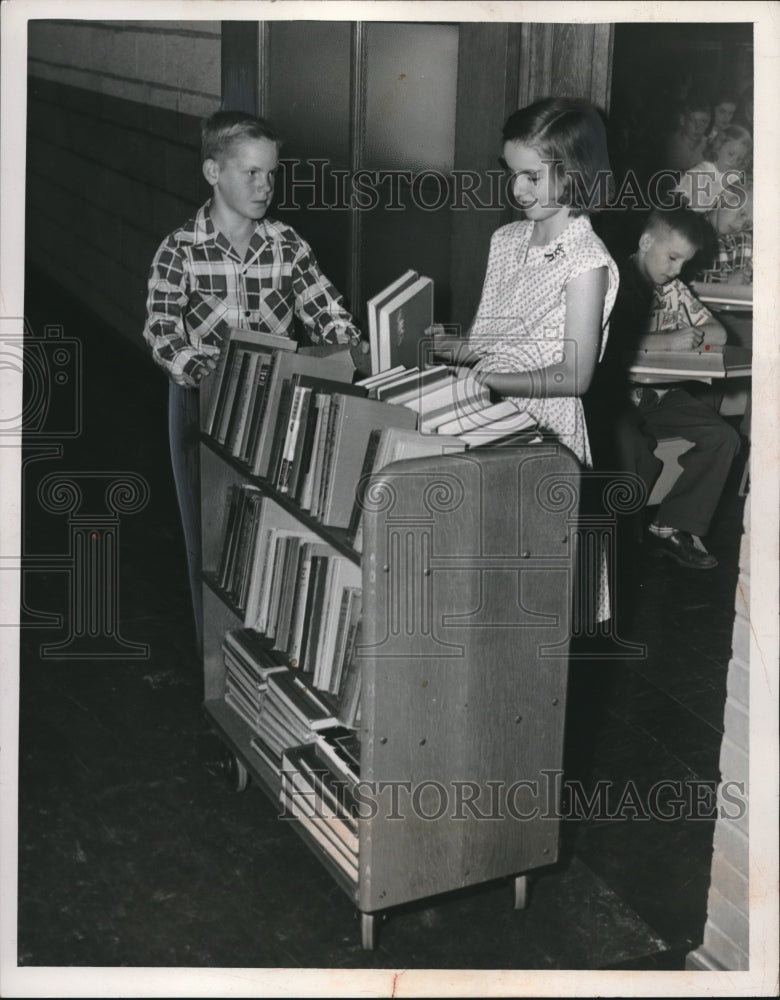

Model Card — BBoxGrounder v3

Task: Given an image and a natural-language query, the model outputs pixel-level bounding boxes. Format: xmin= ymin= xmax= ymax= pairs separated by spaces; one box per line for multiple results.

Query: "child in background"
xmin=588 ymin=209 xmax=739 ymax=570
xmin=674 ymin=125 xmax=752 ymax=213
xmin=704 ymin=91 xmax=738 ymax=152
xmin=435 ymin=96 xmax=619 ymax=623
xmin=699 ymin=182 xmax=753 ymax=285
xmin=663 ymin=96 xmax=712 ymax=173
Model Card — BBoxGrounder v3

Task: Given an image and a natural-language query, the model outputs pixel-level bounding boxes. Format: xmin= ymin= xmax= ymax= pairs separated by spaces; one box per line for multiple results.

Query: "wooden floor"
xmin=13 ymin=267 xmax=748 ymax=974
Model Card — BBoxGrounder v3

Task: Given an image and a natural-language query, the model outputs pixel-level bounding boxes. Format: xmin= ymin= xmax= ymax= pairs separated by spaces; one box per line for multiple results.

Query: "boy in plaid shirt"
xmin=144 ymin=111 xmax=364 ymax=650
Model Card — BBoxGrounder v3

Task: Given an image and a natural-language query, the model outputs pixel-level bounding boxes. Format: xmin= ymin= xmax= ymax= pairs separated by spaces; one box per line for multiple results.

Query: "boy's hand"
xmin=668 ymin=327 xmax=705 ymax=351
xmin=173 ymin=356 xmax=218 ymax=388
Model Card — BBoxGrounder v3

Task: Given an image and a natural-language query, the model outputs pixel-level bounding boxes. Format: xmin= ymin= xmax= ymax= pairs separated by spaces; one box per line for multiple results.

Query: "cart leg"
xmin=361 ymin=911 xmax=378 ymax=950
xmin=514 ymin=874 xmax=529 ymax=910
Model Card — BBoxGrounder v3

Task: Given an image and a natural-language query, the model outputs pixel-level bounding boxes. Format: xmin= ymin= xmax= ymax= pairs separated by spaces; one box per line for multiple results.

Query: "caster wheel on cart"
xmin=223 ymin=749 xmax=250 ymax=792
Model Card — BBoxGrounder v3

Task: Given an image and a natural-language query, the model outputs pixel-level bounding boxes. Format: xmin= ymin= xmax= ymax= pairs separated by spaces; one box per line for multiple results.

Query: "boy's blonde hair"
xmin=201 ymin=111 xmax=281 ymax=164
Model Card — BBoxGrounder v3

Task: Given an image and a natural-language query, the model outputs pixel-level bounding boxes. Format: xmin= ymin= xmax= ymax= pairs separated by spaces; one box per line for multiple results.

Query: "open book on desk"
xmin=629 ymin=345 xmax=752 ymax=384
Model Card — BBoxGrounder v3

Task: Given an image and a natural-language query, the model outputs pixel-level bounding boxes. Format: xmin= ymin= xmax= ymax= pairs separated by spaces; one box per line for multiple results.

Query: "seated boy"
xmin=698 ymin=181 xmax=753 ymax=286
xmin=588 ymin=208 xmax=740 ymax=569
xmin=143 ymin=110 xmax=364 ymax=649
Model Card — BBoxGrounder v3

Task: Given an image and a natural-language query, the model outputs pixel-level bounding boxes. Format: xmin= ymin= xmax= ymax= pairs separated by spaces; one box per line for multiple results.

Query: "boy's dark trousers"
xmin=616 ymin=385 xmax=741 ymax=537
xmin=169 ymin=381 xmax=203 ymax=653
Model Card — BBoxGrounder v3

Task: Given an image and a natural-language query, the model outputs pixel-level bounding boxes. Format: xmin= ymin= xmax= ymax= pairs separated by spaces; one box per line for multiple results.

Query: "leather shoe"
xmin=651 ymin=529 xmax=718 ymax=569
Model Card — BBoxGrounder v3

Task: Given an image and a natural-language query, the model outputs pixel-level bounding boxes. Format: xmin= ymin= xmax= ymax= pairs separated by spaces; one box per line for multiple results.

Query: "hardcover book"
xmin=267 ymin=670 xmax=339 ymax=731
xmin=202 ymin=327 xmax=295 ymax=438
xmin=282 ymin=743 xmax=360 ymax=828
xmin=416 ymin=371 xmax=491 ymax=433
xmin=455 ymin=408 xmax=538 ymax=447
xmin=375 ymin=364 xmax=452 ymax=405
xmin=313 ymin=727 xmax=361 ymax=787
xmin=249 ymin=350 xmax=356 ymax=479
xmin=319 ymin=393 xmax=418 ymax=529
xmin=243 ymin=509 xmax=317 ymax=634
xmin=377 ymin=275 xmax=434 ymax=373
xmin=434 ymin=398 xmax=518 ymax=437
xmin=288 ymin=541 xmax=332 ymax=669
xmin=365 ymin=270 xmax=419 ymax=374
xmin=238 ymin=355 xmax=273 ymax=463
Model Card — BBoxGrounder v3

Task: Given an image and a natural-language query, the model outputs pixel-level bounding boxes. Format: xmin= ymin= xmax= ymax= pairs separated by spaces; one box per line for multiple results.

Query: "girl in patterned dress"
xmin=436 ymin=97 xmax=619 ymax=622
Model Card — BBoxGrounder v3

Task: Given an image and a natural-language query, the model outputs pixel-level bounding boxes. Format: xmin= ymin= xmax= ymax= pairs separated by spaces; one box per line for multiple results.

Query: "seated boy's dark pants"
xmin=616 ymin=386 xmax=740 ymax=538
xmin=169 ymin=381 xmax=203 ymax=652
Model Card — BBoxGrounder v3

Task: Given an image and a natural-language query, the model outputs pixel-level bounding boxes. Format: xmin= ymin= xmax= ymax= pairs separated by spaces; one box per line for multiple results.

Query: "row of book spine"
xmin=215 ymin=488 xmax=363 ymax=704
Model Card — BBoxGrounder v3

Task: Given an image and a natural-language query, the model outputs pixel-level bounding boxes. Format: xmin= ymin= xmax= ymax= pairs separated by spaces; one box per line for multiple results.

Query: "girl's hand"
xmin=431 ymin=337 xmax=482 ymax=368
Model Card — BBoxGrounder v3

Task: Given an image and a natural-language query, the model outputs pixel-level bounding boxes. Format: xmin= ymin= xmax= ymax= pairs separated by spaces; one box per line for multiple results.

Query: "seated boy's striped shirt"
xmin=144 ymin=202 xmax=360 ymax=381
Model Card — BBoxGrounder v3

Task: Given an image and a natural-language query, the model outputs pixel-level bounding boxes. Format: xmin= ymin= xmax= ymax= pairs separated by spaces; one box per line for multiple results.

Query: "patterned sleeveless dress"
xmin=468 ymin=214 xmax=619 ymax=622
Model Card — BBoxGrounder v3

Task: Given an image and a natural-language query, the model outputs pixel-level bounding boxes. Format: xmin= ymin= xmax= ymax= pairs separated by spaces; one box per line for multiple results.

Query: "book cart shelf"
xmin=199 ymin=357 xmax=580 ymax=951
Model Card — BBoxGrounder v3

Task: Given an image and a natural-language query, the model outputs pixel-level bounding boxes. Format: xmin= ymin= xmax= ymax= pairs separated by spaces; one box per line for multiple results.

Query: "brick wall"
xmin=687 ymin=494 xmax=750 ymax=971
xmin=26 ymin=20 xmax=222 ymax=353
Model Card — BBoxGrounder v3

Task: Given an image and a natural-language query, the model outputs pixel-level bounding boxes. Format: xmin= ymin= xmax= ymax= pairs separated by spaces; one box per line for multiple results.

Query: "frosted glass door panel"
xmin=267 ymin=21 xmax=351 ymax=166
xmin=364 ymin=22 xmax=458 ymax=172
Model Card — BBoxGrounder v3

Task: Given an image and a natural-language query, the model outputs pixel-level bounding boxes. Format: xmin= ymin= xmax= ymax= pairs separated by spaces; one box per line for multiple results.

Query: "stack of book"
xmin=280 ymin=735 xmax=361 ymax=884
xmin=358 ymin=362 xmax=539 ymax=438
xmin=434 ymin=397 xmax=538 ymax=445
xmin=346 ymin=373 xmax=539 ymax=551
xmin=222 ymin=628 xmax=288 ymax=734
xmin=249 ymin=668 xmax=338 ymax=774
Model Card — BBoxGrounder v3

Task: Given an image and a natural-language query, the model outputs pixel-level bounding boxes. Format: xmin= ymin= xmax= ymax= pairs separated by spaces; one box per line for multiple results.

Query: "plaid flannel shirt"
xmin=144 ymin=202 xmax=361 ymax=381
xmin=698 ymin=230 xmax=753 ymax=284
